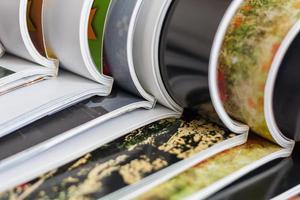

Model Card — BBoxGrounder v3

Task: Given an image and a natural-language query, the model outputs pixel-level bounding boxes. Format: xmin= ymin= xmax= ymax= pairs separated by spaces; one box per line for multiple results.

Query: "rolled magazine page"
xmin=104 ymin=0 xmax=155 ymax=104
xmin=133 ymin=0 xmax=183 ymax=112
xmin=0 ymin=0 xmax=58 ymax=96
xmin=0 ymin=0 xmax=56 ymax=68
xmin=209 ymin=0 xmax=298 ymax=148
xmin=43 ymin=0 xmax=113 ymax=86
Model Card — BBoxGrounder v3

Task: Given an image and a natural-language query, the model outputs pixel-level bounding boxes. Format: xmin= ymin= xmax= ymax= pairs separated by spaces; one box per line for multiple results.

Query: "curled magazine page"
xmin=0 ymin=0 xmax=57 ymax=96
xmin=210 ymin=0 xmax=299 ymax=148
xmin=104 ymin=0 xmax=155 ymax=103
xmin=0 ymin=112 xmax=244 ymax=199
xmin=43 ymin=0 xmax=113 ymax=86
xmin=0 ymin=0 xmax=56 ymax=68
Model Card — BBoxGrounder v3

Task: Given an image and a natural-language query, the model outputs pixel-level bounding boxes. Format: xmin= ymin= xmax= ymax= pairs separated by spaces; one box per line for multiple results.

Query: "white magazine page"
xmin=0 ymin=70 xmax=111 ymax=138
xmin=133 ymin=0 xmax=182 ymax=112
xmin=43 ymin=0 xmax=112 ymax=86
xmin=0 ymin=0 xmax=57 ymax=69
xmin=0 ymin=105 xmax=179 ymax=193
xmin=0 ymin=89 xmax=154 ymax=171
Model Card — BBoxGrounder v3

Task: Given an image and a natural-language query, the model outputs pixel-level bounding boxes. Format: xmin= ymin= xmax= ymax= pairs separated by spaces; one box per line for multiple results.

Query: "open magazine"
xmin=0 ymin=0 xmax=248 ymax=183
xmin=0 ymin=0 xmax=249 ymax=197
xmin=0 ymin=0 xmax=119 ymax=137
xmin=0 ymin=0 xmax=58 ymax=94
xmin=0 ymin=0 xmax=299 ymax=199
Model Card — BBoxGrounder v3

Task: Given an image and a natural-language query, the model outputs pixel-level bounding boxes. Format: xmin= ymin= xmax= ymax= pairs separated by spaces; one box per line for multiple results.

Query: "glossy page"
xmin=0 ymin=114 xmax=238 ymax=199
xmin=216 ymin=0 xmax=300 ymax=142
xmin=104 ymin=0 xmax=142 ymax=96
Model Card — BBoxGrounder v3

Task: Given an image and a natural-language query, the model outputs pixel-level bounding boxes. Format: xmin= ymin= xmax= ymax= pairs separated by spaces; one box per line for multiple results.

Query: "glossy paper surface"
xmin=0 ymin=115 xmax=237 ymax=199
xmin=218 ymin=0 xmax=300 ymax=141
xmin=104 ymin=0 xmax=141 ymax=96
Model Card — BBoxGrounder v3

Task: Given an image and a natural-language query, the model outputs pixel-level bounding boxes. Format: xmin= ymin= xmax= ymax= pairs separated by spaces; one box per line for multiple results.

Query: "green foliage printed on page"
xmin=88 ymin=0 xmax=110 ymax=72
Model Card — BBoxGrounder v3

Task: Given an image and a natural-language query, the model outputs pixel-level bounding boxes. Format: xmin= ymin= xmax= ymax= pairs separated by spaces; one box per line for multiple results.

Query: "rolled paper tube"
xmin=159 ymin=0 xmax=232 ymax=108
xmin=213 ymin=0 xmax=300 ymax=143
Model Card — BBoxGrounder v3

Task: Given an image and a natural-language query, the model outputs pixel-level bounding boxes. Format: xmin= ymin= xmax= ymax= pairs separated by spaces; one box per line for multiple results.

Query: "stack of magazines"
xmin=0 ymin=0 xmax=299 ymax=199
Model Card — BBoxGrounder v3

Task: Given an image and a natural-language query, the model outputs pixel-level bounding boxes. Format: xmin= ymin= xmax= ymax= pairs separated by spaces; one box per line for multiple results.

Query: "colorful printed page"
xmin=27 ymin=0 xmax=47 ymax=57
xmin=137 ymin=135 xmax=282 ymax=200
xmin=217 ymin=0 xmax=300 ymax=143
xmin=88 ymin=0 xmax=110 ymax=72
xmin=0 ymin=115 xmax=239 ymax=199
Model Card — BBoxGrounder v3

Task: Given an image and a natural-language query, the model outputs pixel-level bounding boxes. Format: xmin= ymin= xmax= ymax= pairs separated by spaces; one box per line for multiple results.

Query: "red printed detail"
xmin=218 ymin=69 xmax=227 ymax=102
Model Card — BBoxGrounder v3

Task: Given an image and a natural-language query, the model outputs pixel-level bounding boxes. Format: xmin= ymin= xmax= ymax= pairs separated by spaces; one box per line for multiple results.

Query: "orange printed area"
xmin=241 ymin=5 xmax=252 ymax=12
xmin=294 ymin=2 xmax=300 ymax=9
xmin=88 ymin=8 xmax=97 ymax=40
xmin=233 ymin=16 xmax=244 ymax=28
xmin=247 ymin=97 xmax=263 ymax=111
xmin=262 ymin=43 xmax=280 ymax=73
